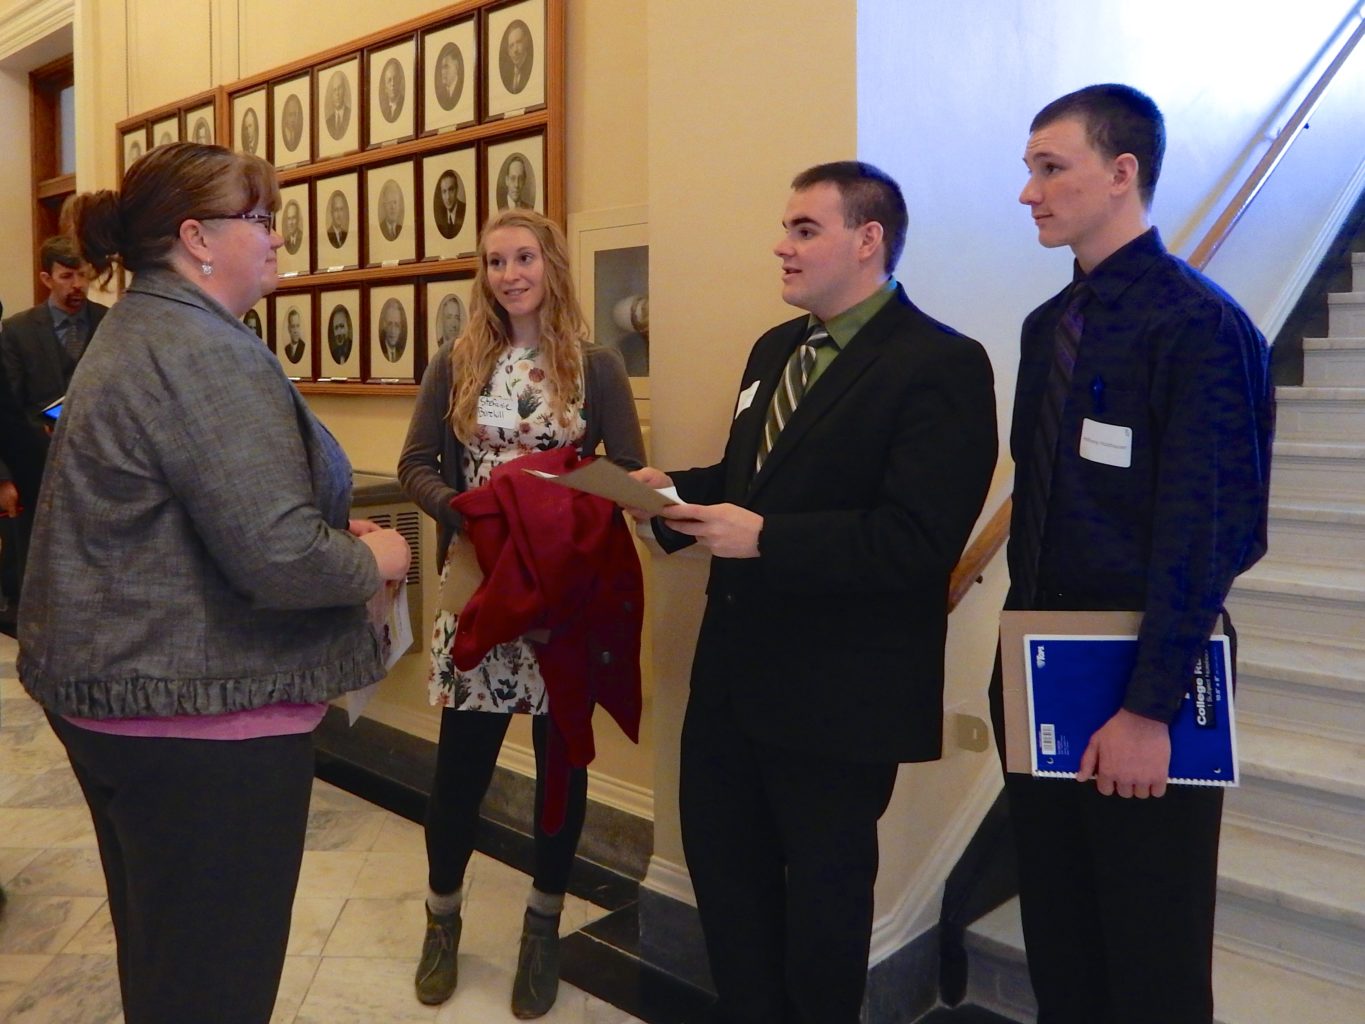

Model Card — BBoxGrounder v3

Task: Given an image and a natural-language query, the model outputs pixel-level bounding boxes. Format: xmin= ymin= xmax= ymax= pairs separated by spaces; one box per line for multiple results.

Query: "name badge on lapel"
xmin=1079 ymin=417 xmax=1132 ymax=468
xmin=734 ymin=379 xmax=761 ymax=419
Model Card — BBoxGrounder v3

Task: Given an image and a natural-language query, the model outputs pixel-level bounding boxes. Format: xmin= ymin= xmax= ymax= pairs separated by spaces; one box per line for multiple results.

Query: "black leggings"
xmin=425 ymin=709 xmax=587 ymax=897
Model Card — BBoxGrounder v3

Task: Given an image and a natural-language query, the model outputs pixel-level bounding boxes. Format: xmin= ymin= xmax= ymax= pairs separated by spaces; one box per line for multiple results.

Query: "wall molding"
xmin=0 ymin=0 xmax=73 ymax=63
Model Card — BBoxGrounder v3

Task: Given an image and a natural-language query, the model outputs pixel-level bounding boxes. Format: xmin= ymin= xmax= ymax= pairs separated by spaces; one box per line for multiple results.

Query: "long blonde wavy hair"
xmin=447 ymin=209 xmax=588 ymax=443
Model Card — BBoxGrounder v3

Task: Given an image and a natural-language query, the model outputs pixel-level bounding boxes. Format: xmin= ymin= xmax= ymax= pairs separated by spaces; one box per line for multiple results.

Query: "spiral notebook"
xmin=1000 ymin=611 xmax=1239 ymax=787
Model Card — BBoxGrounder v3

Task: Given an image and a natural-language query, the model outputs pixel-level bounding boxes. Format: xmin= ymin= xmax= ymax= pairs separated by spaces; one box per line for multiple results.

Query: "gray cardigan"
xmin=19 ymin=270 xmax=384 ymax=718
xmin=398 ymin=339 xmax=645 ymax=569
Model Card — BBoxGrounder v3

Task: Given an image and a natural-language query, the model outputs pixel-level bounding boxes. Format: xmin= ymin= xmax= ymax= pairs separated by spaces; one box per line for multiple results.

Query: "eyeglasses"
xmin=200 ymin=211 xmax=276 ymax=232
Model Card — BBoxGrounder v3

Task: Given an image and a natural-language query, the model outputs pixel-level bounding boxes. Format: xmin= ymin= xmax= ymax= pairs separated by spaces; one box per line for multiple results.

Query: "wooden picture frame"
xmin=486 ymin=133 xmax=544 ymax=215
xmin=368 ymin=283 xmax=417 ymax=382
xmin=422 ymin=18 xmax=476 ymax=133
xmin=368 ymin=37 xmax=417 ymax=147
xmin=277 ymin=183 xmax=312 ymax=278
xmin=186 ymin=103 xmax=216 ymax=145
xmin=486 ymin=0 xmax=546 ymax=119
xmin=366 ymin=160 xmax=417 ymax=265
xmin=275 ymin=294 xmax=313 ymax=380
xmin=316 ymin=171 xmax=360 ymax=271
xmin=425 ymin=276 xmax=475 ymax=356
xmin=151 ymin=114 xmax=181 ymax=151
xmin=422 ymin=147 xmax=477 ymax=259
xmin=232 ymin=89 xmax=267 ymax=157
xmin=316 ymin=56 xmax=361 ymax=160
xmin=273 ymin=73 xmax=312 ymax=168
xmin=319 ymin=288 xmax=362 ymax=380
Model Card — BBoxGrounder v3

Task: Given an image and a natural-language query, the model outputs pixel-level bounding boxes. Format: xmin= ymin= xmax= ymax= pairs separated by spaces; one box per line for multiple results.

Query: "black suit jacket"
xmin=434 ymin=199 xmax=465 ymax=239
xmin=2 ymin=301 xmax=109 ymax=419
xmin=665 ymin=286 xmax=997 ymax=764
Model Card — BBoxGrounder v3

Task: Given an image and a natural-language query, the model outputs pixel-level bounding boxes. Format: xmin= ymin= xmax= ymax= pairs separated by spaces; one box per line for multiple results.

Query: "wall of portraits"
xmin=114 ymin=0 xmax=563 ymax=395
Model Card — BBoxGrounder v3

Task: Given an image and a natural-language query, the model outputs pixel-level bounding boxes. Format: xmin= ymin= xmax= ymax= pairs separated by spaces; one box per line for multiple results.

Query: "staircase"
xmin=961 ymin=253 xmax=1365 ymax=1024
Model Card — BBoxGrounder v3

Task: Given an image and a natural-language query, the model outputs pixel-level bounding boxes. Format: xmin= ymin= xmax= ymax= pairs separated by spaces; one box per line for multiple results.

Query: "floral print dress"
xmin=427 ymin=345 xmax=585 ymax=712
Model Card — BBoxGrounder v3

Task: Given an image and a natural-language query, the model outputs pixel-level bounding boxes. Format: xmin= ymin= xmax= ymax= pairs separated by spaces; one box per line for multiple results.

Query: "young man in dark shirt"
xmin=997 ymin=83 xmax=1273 ymax=1024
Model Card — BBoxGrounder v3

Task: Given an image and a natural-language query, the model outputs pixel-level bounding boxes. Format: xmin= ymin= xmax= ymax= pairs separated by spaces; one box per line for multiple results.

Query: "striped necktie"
xmin=1012 ymin=282 xmax=1087 ymax=605
xmin=756 ymin=323 xmax=832 ymax=472
xmin=60 ymin=316 xmax=88 ymax=363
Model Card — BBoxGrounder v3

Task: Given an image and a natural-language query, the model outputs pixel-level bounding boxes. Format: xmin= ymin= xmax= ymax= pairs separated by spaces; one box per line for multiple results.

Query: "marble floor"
xmin=0 ymin=634 xmax=647 ymax=1024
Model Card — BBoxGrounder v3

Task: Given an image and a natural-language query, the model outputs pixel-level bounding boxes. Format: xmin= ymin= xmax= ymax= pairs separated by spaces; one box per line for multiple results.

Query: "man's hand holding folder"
xmin=1077 ymin=708 xmax=1172 ymax=799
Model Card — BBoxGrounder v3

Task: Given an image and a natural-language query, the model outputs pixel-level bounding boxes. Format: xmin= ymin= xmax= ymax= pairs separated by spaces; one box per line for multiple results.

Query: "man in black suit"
xmin=432 ymin=171 xmax=465 ymax=240
xmin=1 ymin=306 xmax=50 ymax=630
xmin=629 ymin=162 xmax=997 ymax=1023
xmin=2 ymin=237 xmax=109 ymax=608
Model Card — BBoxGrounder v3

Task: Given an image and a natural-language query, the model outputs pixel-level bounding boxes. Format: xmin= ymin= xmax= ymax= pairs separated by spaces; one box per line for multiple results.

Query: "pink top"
xmin=65 ymin=702 xmax=327 ymax=740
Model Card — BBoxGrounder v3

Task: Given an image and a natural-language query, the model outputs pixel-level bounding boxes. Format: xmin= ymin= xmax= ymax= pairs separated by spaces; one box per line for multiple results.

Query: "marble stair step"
xmin=1274 ymin=385 xmax=1365 ymax=441
xmin=1226 ymin=718 xmax=1365 ymax=855
xmin=963 ymin=897 xmax=1365 ymax=1023
xmin=1265 ymin=499 xmax=1365 ymax=566
xmin=1302 ymin=337 xmax=1365 ymax=387
xmin=1328 ymin=292 xmax=1365 ymax=337
xmin=1228 ymin=562 xmax=1365 ymax=646
xmin=1269 ymin=440 xmax=1365 ymax=502
xmin=1236 ymin=631 xmax=1365 ymax=739
xmin=1217 ymin=823 xmax=1365 ymax=984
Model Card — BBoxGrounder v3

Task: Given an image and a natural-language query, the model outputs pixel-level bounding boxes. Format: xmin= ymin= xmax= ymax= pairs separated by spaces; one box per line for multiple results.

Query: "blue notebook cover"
xmin=1023 ymin=634 xmax=1238 ymax=786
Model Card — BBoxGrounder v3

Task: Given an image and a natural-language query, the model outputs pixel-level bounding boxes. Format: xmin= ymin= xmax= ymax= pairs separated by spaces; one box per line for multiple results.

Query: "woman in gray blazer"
xmin=18 ymin=143 xmax=410 ymax=1024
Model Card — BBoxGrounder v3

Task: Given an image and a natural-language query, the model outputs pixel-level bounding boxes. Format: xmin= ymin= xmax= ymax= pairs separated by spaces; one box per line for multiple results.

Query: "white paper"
xmin=1079 ymin=417 xmax=1133 ymax=468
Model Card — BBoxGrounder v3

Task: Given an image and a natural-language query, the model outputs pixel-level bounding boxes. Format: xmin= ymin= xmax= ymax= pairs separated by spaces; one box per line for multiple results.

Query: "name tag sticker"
xmin=1079 ymin=417 xmax=1132 ymax=468
xmin=477 ymin=395 xmax=519 ymax=430
xmin=735 ymin=380 xmax=761 ymax=419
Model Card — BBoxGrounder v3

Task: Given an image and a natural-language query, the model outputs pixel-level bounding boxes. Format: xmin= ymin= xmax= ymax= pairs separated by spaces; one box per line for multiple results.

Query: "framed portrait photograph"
xmin=486 ymin=0 xmax=546 ymax=119
xmin=366 ymin=161 xmax=417 ymax=266
xmin=319 ymin=288 xmax=362 ymax=380
xmin=272 ymin=74 xmax=312 ymax=168
xmin=243 ymin=298 xmax=268 ymax=343
xmin=232 ymin=89 xmax=267 ymax=157
xmin=186 ymin=103 xmax=215 ymax=145
xmin=422 ymin=148 xmax=477 ymax=259
xmin=368 ymin=38 xmax=416 ymax=147
xmin=274 ymin=296 xmax=313 ymax=380
xmin=369 ymin=283 xmax=417 ymax=382
xmin=422 ymin=19 xmax=476 ymax=133
xmin=316 ymin=56 xmax=360 ymax=160
xmin=122 ymin=127 xmax=148 ymax=171
xmin=425 ymin=277 xmax=475 ymax=355
xmin=486 ymin=133 xmax=544 ymax=215
xmin=315 ymin=172 xmax=360 ymax=271
xmin=277 ymin=183 xmax=312 ymax=278
xmin=151 ymin=114 xmax=181 ymax=151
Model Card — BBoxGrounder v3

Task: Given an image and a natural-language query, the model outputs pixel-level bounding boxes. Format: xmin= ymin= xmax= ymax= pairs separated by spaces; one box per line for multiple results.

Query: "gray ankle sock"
xmin=427 ymin=887 xmax=463 ymax=917
xmin=526 ymin=887 xmax=564 ymax=917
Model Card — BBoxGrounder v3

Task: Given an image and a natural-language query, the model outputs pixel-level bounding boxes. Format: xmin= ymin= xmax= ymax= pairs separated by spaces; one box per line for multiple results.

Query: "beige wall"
xmin=642 ymin=0 xmax=859 ymax=891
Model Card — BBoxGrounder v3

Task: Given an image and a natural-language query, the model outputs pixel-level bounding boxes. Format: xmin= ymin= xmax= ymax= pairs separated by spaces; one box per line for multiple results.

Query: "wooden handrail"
xmin=947 ymin=496 xmax=1011 ymax=613
xmin=1189 ymin=10 xmax=1365 ymax=270
xmin=947 ymin=14 xmax=1365 ymax=612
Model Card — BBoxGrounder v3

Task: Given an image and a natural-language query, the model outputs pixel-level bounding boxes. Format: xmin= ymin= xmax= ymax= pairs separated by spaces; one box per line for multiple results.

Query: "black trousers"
xmin=1004 ymin=774 xmax=1222 ymax=1024
xmin=989 ymin=639 xmax=1225 ymax=1024
xmin=679 ymin=693 xmax=898 ymax=1024
xmin=425 ymin=709 xmax=587 ymax=897
xmin=48 ymin=714 xmax=315 ymax=1024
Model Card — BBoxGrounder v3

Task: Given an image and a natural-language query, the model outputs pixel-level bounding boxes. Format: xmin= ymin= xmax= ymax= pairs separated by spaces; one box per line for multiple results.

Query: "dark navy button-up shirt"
xmin=1007 ymin=228 xmax=1274 ymax=722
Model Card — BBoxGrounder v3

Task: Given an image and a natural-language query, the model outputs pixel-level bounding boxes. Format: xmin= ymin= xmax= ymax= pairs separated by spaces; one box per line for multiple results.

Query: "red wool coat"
xmin=450 ymin=446 xmax=643 ymax=832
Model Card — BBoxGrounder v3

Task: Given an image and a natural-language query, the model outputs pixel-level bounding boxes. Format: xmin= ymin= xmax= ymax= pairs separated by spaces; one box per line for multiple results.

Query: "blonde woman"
xmin=398 ymin=209 xmax=644 ymax=1016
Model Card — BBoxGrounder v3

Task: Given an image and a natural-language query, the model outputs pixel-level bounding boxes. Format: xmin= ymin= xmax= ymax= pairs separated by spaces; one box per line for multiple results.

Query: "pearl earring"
xmin=201 ymin=262 xmax=213 ymax=276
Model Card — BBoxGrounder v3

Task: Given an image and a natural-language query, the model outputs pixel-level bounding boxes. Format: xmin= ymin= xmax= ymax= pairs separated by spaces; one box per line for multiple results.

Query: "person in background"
xmin=398 ymin=208 xmax=644 ymax=1018
xmin=997 ymin=84 xmax=1273 ymax=1023
xmin=1 ymin=236 xmax=108 ymax=613
xmin=17 ymin=142 xmax=410 ymax=1024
